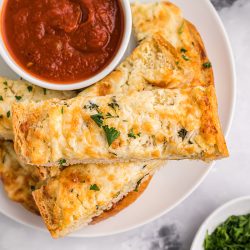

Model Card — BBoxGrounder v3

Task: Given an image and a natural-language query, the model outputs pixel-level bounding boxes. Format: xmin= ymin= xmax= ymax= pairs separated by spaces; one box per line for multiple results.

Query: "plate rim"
xmin=0 ymin=0 xmax=237 ymax=238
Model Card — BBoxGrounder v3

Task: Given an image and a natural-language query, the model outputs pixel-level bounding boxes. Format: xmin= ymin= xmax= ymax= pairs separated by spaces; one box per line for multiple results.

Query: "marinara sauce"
xmin=2 ymin=0 xmax=123 ymax=83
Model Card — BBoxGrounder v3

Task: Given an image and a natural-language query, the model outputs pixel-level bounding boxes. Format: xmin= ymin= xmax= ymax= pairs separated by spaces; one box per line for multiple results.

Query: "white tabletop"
xmin=0 ymin=0 xmax=249 ymax=249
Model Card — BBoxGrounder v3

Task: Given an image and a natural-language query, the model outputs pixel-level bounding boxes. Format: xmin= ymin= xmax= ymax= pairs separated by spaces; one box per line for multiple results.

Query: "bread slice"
xmin=32 ymin=160 xmax=162 ymax=238
xmin=0 ymin=141 xmax=59 ymax=214
xmin=131 ymin=2 xmax=214 ymax=87
xmin=12 ymin=86 xmax=228 ymax=166
xmin=0 ymin=77 xmax=76 ymax=140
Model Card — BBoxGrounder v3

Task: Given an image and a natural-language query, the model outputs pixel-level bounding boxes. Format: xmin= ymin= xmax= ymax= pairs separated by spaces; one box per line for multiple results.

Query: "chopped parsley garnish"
xmin=180 ymin=47 xmax=187 ymax=53
xmin=134 ymin=177 xmax=144 ymax=192
xmin=204 ymin=214 xmax=250 ymax=250
xmin=58 ymin=158 xmax=66 ymax=166
xmin=84 ymin=102 xmax=99 ymax=111
xmin=128 ymin=129 xmax=141 ymax=139
xmin=15 ymin=96 xmax=22 ymax=101
xmin=178 ymin=22 xmax=184 ymax=34
xmin=27 ymin=86 xmax=33 ymax=92
xmin=90 ymin=184 xmax=100 ymax=191
xmin=108 ymin=98 xmax=119 ymax=111
xmin=182 ymin=55 xmax=189 ymax=61
xmin=178 ymin=128 xmax=188 ymax=140
xmin=0 ymin=96 xmax=3 ymax=101
xmin=43 ymin=88 xmax=47 ymax=95
xmin=3 ymin=81 xmax=7 ymax=86
xmin=103 ymin=125 xmax=120 ymax=146
xmin=6 ymin=111 xmax=10 ymax=118
xmin=91 ymin=113 xmax=104 ymax=127
xmin=203 ymin=61 xmax=212 ymax=68
xmin=61 ymin=107 xmax=64 ymax=114
xmin=106 ymin=112 xmax=119 ymax=119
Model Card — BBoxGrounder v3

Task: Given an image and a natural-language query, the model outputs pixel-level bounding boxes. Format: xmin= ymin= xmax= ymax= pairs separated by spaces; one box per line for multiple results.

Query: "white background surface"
xmin=0 ymin=0 xmax=249 ymax=249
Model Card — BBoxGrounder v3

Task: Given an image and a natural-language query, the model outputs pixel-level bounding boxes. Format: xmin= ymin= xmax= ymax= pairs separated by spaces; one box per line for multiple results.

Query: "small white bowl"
xmin=0 ymin=0 xmax=132 ymax=90
xmin=191 ymin=196 xmax=250 ymax=250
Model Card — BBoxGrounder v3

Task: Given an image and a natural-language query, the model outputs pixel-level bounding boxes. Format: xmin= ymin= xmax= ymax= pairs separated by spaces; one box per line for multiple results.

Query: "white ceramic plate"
xmin=191 ymin=196 xmax=250 ymax=250
xmin=0 ymin=0 xmax=236 ymax=237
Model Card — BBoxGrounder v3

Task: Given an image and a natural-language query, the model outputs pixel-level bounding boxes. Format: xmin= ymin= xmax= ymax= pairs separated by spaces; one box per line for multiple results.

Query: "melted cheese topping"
xmin=33 ymin=160 xmax=163 ymax=238
xmin=0 ymin=77 xmax=76 ymax=140
xmin=13 ymin=87 xmax=228 ymax=166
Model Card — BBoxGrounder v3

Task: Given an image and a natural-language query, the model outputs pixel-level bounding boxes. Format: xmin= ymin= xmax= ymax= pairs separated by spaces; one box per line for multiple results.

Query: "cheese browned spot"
xmin=12 ymin=87 xmax=228 ymax=166
xmin=33 ymin=161 xmax=162 ymax=238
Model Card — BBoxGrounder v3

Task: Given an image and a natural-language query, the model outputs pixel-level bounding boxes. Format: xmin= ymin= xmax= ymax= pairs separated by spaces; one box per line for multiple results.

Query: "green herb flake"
xmin=3 ymin=81 xmax=7 ymax=86
xmin=180 ymin=47 xmax=187 ymax=53
xmin=134 ymin=177 xmax=144 ymax=192
xmin=15 ymin=96 xmax=22 ymax=101
xmin=106 ymin=112 xmax=119 ymax=119
xmin=178 ymin=22 xmax=184 ymax=34
xmin=0 ymin=96 xmax=3 ymax=101
xmin=108 ymin=98 xmax=119 ymax=111
xmin=83 ymin=102 xmax=99 ymax=111
xmin=90 ymin=184 xmax=100 ymax=191
xmin=204 ymin=214 xmax=250 ymax=250
xmin=90 ymin=113 xmax=104 ymax=127
xmin=178 ymin=128 xmax=188 ymax=140
xmin=6 ymin=111 xmax=10 ymax=118
xmin=61 ymin=107 xmax=64 ymax=114
xmin=27 ymin=86 xmax=33 ymax=92
xmin=102 ymin=125 xmax=120 ymax=146
xmin=128 ymin=129 xmax=136 ymax=139
xmin=203 ymin=61 xmax=212 ymax=68
xmin=58 ymin=158 xmax=66 ymax=166
xmin=182 ymin=55 xmax=189 ymax=61
xmin=43 ymin=88 xmax=47 ymax=95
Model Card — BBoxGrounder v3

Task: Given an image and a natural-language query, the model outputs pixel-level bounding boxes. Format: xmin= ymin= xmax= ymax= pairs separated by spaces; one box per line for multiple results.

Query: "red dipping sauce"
xmin=1 ymin=0 xmax=124 ymax=83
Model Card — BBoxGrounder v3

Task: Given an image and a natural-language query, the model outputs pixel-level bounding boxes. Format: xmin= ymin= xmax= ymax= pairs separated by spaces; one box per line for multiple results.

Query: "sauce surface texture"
xmin=2 ymin=0 xmax=123 ymax=83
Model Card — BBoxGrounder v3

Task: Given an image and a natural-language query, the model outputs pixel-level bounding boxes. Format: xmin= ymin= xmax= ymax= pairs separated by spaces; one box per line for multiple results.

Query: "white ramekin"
xmin=0 ymin=0 xmax=132 ymax=90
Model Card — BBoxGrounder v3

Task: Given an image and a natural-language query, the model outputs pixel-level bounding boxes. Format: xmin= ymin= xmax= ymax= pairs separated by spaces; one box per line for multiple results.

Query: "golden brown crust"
xmin=91 ymin=177 xmax=151 ymax=225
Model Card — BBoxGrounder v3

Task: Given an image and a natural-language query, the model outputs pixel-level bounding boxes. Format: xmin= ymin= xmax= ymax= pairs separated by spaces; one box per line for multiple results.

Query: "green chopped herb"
xmin=175 ymin=61 xmax=180 ymax=65
xmin=43 ymin=88 xmax=47 ymax=95
xmin=91 ymin=113 xmax=104 ymax=127
xmin=128 ymin=129 xmax=141 ymax=139
xmin=96 ymin=205 xmax=99 ymax=210
xmin=0 ymin=96 xmax=3 ymax=101
xmin=90 ymin=184 xmax=100 ymax=191
xmin=203 ymin=61 xmax=212 ymax=68
xmin=108 ymin=98 xmax=119 ymax=111
xmin=58 ymin=158 xmax=66 ymax=166
xmin=134 ymin=177 xmax=144 ymax=192
xmin=204 ymin=214 xmax=250 ymax=250
xmin=3 ymin=81 xmax=7 ymax=86
xmin=182 ymin=54 xmax=189 ymax=61
xmin=180 ymin=47 xmax=187 ymax=53
xmin=15 ymin=96 xmax=22 ymax=101
xmin=27 ymin=86 xmax=33 ymax=92
xmin=84 ymin=102 xmax=99 ymax=111
xmin=102 ymin=125 xmax=120 ymax=146
xmin=106 ymin=112 xmax=119 ymax=119
xmin=6 ymin=111 xmax=10 ymax=118
xmin=178 ymin=128 xmax=188 ymax=140
xmin=178 ymin=22 xmax=184 ymax=34
xmin=61 ymin=107 xmax=64 ymax=114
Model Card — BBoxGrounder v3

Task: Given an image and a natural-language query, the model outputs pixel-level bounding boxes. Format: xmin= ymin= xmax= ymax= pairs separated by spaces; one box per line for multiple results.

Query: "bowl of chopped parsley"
xmin=191 ymin=196 xmax=250 ymax=250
